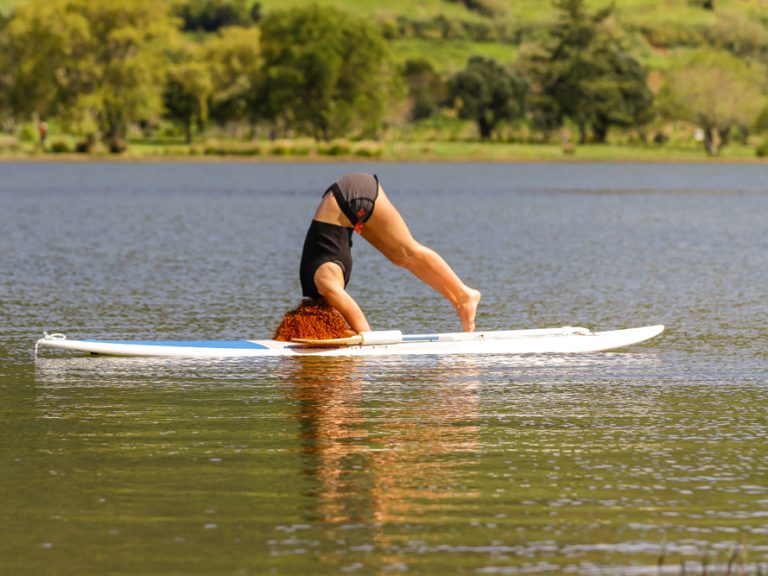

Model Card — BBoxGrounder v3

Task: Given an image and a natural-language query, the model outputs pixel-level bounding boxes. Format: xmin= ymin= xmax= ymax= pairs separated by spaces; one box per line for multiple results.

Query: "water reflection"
xmin=284 ymin=357 xmax=482 ymax=528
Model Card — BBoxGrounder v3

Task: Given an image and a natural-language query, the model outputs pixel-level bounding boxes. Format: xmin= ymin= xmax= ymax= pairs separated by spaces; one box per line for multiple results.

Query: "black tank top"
xmin=299 ymin=220 xmax=354 ymax=299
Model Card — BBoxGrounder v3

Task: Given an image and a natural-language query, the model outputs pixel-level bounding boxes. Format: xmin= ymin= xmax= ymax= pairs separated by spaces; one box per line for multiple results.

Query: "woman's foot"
xmin=456 ymin=288 xmax=481 ymax=332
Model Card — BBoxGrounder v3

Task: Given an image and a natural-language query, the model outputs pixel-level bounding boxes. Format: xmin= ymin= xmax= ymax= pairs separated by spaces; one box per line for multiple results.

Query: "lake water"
xmin=1 ymin=161 xmax=767 ymax=575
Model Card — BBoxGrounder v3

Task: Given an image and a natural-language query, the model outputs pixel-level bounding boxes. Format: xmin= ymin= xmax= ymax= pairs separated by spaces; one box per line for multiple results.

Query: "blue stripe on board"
xmin=83 ymin=340 xmax=270 ymax=350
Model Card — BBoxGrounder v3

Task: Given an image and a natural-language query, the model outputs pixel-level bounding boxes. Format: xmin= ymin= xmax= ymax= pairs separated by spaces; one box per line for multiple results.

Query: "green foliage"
xmin=17 ymin=124 xmax=36 ymax=143
xmin=3 ymin=0 xmax=179 ymax=144
xmin=176 ymin=0 xmax=259 ymax=33
xmin=1 ymin=0 xmax=766 ymax=155
xmin=390 ymin=39 xmax=517 ymax=75
xmin=444 ymin=0 xmax=504 ymax=18
xmin=163 ymin=44 xmax=213 ymax=143
xmin=49 ymin=140 xmax=70 ymax=153
xmin=658 ymin=49 xmax=765 ymax=155
xmin=261 ymin=5 xmax=399 ymax=140
xmin=389 ymin=14 xmax=503 ymax=43
xmin=403 ymin=59 xmax=446 ymax=121
xmin=756 ymin=139 xmax=768 ymax=158
xmin=755 ymin=104 xmax=768 ymax=134
xmin=203 ymin=26 xmax=263 ymax=127
xmin=704 ymin=11 xmax=768 ymax=60
xmin=448 ymin=56 xmax=527 ymax=140
xmin=204 ymin=140 xmax=262 ymax=156
xmin=523 ymin=0 xmax=653 ymax=143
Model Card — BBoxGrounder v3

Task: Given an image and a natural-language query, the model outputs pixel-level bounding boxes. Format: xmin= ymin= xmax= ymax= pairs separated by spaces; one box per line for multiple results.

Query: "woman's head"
xmin=273 ymin=299 xmax=350 ymax=341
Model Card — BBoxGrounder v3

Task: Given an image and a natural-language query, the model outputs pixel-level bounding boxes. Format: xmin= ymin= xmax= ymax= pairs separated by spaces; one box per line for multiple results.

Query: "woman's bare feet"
xmin=456 ymin=288 xmax=481 ymax=332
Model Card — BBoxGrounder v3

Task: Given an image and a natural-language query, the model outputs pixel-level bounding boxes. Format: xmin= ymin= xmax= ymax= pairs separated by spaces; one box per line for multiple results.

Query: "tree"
xmin=587 ymin=47 xmax=654 ymax=142
xmin=164 ymin=44 xmax=213 ymax=143
xmin=176 ymin=0 xmax=257 ymax=32
xmin=0 ymin=14 xmax=13 ymax=124
xmin=403 ymin=58 xmax=446 ymax=121
xmin=448 ymin=56 xmax=527 ymax=140
xmin=524 ymin=0 xmax=653 ymax=143
xmin=203 ymin=26 xmax=263 ymax=130
xmin=260 ymin=5 xmax=399 ymax=140
xmin=3 ymin=0 xmax=178 ymax=148
xmin=659 ymin=49 xmax=765 ymax=156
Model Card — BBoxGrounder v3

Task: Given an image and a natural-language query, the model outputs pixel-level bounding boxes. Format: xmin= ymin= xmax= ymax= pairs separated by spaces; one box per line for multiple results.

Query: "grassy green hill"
xmin=255 ymin=0 xmax=768 ymax=88
xmin=4 ymin=0 xmax=767 ymax=74
xmin=257 ymin=0 xmax=768 ymax=73
xmin=2 ymin=0 xmax=767 ymax=159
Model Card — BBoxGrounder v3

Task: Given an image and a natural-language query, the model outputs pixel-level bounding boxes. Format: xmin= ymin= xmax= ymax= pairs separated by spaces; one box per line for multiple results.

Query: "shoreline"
xmin=1 ymin=140 xmax=765 ymax=164
xmin=2 ymin=154 xmax=766 ymax=164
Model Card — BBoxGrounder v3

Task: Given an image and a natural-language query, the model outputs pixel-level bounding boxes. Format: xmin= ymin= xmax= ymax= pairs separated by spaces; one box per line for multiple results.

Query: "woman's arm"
xmin=313 ymin=262 xmax=371 ymax=333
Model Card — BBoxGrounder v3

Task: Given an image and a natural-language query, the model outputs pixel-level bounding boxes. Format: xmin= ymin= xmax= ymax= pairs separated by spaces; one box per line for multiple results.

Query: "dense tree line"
xmin=0 ymin=0 xmax=766 ymax=156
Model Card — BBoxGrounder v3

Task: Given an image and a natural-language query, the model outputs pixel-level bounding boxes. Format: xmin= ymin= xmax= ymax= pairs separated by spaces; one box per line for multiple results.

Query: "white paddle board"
xmin=35 ymin=325 xmax=664 ymax=358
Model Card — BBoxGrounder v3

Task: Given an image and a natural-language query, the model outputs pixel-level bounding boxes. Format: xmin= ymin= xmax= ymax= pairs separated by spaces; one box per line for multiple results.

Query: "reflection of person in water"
xmin=285 ymin=358 xmax=482 ymax=529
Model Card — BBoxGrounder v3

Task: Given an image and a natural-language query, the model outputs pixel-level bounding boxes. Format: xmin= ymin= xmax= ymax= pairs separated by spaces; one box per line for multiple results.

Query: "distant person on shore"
xmin=274 ymin=173 xmax=480 ymax=341
xmin=38 ymin=121 xmax=48 ymax=148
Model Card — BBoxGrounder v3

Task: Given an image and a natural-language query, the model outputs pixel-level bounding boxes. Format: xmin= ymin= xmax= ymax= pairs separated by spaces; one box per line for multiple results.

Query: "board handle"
xmin=292 ymin=330 xmax=403 ymax=347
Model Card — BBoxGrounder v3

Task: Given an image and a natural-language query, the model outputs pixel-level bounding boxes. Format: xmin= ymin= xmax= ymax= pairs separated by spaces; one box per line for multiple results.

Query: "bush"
xmin=75 ymin=140 xmax=93 ymax=153
xmin=49 ymin=140 xmax=70 ymax=153
xmin=268 ymin=141 xmax=311 ymax=156
xmin=18 ymin=124 xmax=36 ymax=143
xmin=353 ymin=143 xmax=383 ymax=158
xmin=319 ymin=140 xmax=353 ymax=156
xmin=176 ymin=0 xmax=257 ymax=32
xmin=0 ymin=135 xmax=20 ymax=152
xmin=756 ymin=140 xmax=768 ymax=158
xmin=107 ymin=137 xmax=127 ymax=154
xmin=203 ymin=141 xmax=262 ymax=156
xmin=705 ymin=12 xmax=768 ymax=59
xmin=640 ymin=22 xmax=705 ymax=48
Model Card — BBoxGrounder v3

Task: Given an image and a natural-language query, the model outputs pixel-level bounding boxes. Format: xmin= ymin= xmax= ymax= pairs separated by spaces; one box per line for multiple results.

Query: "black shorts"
xmin=299 ymin=220 xmax=354 ymax=299
xmin=325 ymin=173 xmax=379 ymax=233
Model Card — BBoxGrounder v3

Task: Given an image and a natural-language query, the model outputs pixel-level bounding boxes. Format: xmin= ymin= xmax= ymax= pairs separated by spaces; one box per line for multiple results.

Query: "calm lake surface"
xmin=1 ymin=161 xmax=767 ymax=575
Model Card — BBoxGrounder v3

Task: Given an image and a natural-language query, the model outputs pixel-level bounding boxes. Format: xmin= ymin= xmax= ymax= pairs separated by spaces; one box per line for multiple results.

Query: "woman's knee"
xmin=387 ymin=241 xmax=426 ymax=269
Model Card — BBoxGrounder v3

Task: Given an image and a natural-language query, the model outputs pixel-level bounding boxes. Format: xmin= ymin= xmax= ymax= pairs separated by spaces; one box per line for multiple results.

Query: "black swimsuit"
xmin=299 ymin=173 xmax=379 ymax=299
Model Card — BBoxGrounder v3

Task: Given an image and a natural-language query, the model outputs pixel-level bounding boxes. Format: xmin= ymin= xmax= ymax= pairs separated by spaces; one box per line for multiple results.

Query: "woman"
xmin=297 ymin=172 xmax=480 ymax=335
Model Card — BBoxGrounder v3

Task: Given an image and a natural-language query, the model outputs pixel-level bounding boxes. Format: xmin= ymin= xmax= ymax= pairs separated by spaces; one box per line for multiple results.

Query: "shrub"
xmin=203 ymin=141 xmax=261 ymax=156
xmin=176 ymin=0 xmax=257 ymax=32
xmin=75 ymin=140 xmax=92 ymax=153
xmin=0 ymin=135 xmax=20 ymax=152
xmin=272 ymin=141 xmax=311 ymax=156
xmin=107 ymin=137 xmax=127 ymax=154
xmin=49 ymin=140 xmax=70 ymax=153
xmin=756 ymin=140 xmax=768 ymax=158
xmin=319 ymin=140 xmax=353 ymax=156
xmin=18 ymin=124 xmax=36 ymax=143
xmin=353 ymin=143 xmax=383 ymax=158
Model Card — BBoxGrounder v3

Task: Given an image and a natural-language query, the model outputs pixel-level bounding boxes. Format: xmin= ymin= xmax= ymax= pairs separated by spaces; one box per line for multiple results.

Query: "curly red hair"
xmin=273 ymin=299 xmax=351 ymax=341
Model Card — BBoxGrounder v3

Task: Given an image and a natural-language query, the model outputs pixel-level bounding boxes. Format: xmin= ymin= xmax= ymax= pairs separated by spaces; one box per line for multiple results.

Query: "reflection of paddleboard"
xmin=35 ymin=325 xmax=664 ymax=358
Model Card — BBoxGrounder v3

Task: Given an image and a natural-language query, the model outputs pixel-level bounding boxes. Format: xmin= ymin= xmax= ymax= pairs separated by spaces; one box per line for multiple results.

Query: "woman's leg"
xmin=313 ymin=262 xmax=371 ymax=334
xmin=362 ymin=189 xmax=481 ymax=331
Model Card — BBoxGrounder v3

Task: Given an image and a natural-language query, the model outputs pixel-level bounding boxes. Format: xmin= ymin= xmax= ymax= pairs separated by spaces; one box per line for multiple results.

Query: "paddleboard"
xmin=35 ymin=325 xmax=664 ymax=358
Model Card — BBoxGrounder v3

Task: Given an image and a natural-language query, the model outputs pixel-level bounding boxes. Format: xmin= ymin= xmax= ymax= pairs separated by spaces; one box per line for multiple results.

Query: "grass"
xmin=2 ymin=133 xmax=763 ymax=163
xmin=258 ymin=0 xmax=490 ymax=22
xmin=381 ymin=140 xmax=760 ymax=162
xmin=258 ymin=0 xmax=768 ymax=30
xmin=391 ymin=39 xmax=518 ymax=73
